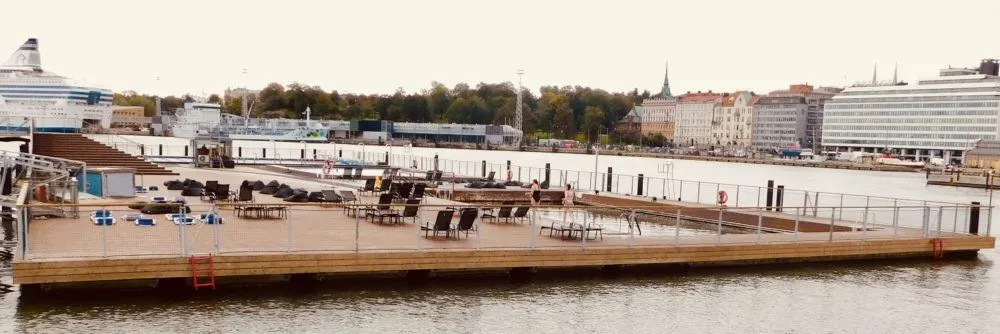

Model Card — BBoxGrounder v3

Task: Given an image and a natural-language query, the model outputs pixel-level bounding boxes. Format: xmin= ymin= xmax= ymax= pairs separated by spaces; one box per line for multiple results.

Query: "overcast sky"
xmin=3 ymin=0 xmax=999 ymax=97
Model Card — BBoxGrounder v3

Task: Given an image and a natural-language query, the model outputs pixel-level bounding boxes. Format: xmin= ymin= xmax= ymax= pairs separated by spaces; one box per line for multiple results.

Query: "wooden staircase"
xmin=33 ymin=133 xmax=177 ymax=175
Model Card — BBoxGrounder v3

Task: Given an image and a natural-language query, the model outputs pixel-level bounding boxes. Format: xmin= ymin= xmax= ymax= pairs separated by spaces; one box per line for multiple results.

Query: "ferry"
xmin=0 ymin=38 xmax=112 ymax=132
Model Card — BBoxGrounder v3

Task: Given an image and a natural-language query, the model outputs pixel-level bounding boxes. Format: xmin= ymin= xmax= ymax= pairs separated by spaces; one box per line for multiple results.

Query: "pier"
xmin=10 ymin=165 xmax=994 ymax=288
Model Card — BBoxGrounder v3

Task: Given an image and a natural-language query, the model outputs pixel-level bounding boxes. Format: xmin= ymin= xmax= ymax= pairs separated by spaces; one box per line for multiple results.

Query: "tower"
xmin=662 ymin=61 xmax=672 ymax=98
xmin=872 ymin=63 xmax=878 ymax=85
xmin=515 ymin=69 xmax=524 ymax=145
xmin=892 ymin=63 xmax=898 ymax=84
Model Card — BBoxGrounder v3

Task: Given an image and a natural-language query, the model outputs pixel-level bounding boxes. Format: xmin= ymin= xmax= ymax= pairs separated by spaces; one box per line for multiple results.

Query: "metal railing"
xmin=15 ymin=201 xmax=991 ymax=261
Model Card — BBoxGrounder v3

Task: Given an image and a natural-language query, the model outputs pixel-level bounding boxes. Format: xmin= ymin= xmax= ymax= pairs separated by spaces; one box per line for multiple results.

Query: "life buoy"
xmin=322 ymin=160 xmax=333 ymax=175
xmin=717 ymin=190 xmax=728 ymax=206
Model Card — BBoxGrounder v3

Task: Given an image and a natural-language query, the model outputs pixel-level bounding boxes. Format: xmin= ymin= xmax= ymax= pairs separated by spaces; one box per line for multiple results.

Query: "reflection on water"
xmin=5 ymin=253 xmax=999 ymax=333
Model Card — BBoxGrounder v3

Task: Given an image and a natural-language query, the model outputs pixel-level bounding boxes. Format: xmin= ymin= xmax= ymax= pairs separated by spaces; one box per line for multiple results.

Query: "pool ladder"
xmin=189 ymin=254 xmax=216 ymax=290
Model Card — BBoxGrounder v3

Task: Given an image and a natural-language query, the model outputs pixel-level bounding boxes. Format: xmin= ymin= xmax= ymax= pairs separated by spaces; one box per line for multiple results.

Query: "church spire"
xmin=872 ymin=62 xmax=878 ymax=85
xmin=661 ymin=61 xmax=672 ymax=98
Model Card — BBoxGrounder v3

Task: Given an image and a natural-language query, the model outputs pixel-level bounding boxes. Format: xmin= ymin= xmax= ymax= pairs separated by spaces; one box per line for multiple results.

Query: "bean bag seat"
xmin=307 ymin=191 xmax=325 ymax=202
xmin=167 ymin=183 xmax=186 ymax=191
xmin=266 ymin=180 xmax=280 ymax=188
xmin=140 ymin=204 xmax=189 ymax=215
xmin=252 ymin=181 xmax=266 ymax=191
xmin=483 ymin=182 xmax=495 ymax=188
xmin=466 ymin=182 xmax=484 ymax=189
xmin=493 ymin=183 xmax=506 ymax=189
xmin=181 ymin=187 xmax=204 ymax=196
xmin=163 ymin=180 xmax=182 ymax=187
xmin=260 ymin=186 xmax=278 ymax=194
xmin=187 ymin=181 xmax=204 ymax=189
xmin=283 ymin=192 xmax=309 ymax=202
xmin=128 ymin=202 xmax=148 ymax=210
xmin=182 ymin=179 xmax=194 ymax=187
xmin=273 ymin=187 xmax=295 ymax=198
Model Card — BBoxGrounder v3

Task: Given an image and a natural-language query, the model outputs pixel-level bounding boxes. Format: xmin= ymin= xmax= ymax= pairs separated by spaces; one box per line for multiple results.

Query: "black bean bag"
xmin=164 ymin=180 xmax=181 ymax=187
xmin=466 ymin=182 xmax=484 ymax=189
xmin=187 ymin=181 xmax=204 ymax=189
xmin=483 ymin=182 xmax=495 ymax=188
xmin=266 ymin=180 xmax=280 ymax=187
xmin=307 ymin=191 xmax=325 ymax=202
xmin=493 ymin=183 xmax=506 ymax=189
xmin=128 ymin=202 xmax=147 ymax=210
xmin=252 ymin=181 xmax=266 ymax=191
xmin=140 ymin=203 xmax=189 ymax=214
xmin=148 ymin=186 xmax=159 ymax=191
xmin=273 ymin=187 xmax=295 ymax=198
xmin=260 ymin=186 xmax=278 ymax=194
xmin=167 ymin=183 xmax=186 ymax=191
xmin=181 ymin=187 xmax=204 ymax=196
xmin=284 ymin=192 xmax=309 ymax=202
xmin=182 ymin=179 xmax=194 ymax=187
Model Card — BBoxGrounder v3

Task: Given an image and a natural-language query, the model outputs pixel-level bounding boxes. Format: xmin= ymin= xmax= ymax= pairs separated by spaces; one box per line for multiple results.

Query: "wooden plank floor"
xmin=13 ymin=165 xmax=996 ymax=285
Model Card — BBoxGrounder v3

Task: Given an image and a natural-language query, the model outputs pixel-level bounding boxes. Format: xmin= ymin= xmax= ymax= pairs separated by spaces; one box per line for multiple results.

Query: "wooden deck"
xmin=12 ymin=165 xmax=996 ymax=286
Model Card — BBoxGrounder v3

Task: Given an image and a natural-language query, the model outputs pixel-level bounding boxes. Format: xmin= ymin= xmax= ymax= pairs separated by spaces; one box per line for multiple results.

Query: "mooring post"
xmin=776 ymin=185 xmax=784 ymax=212
xmin=262 ymin=148 xmax=266 ymax=159
xmin=606 ymin=167 xmax=613 ymax=192
xmin=970 ymin=201 xmax=981 ymax=235
xmin=158 ymin=144 xmax=163 ymax=156
xmin=338 ymin=149 xmax=342 ymax=158
xmin=237 ymin=146 xmax=242 ymax=158
xmin=544 ymin=163 xmax=551 ymax=188
xmin=184 ymin=145 xmax=189 ymax=157
xmin=766 ymin=180 xmax=774 ymax=211
xmin=637 ymin=174 xmax=644 ymax=196
xmin=433 ymin=154 xmax=439 ymax=171
xmin=482 ymin=160 xmax=487 ymax=177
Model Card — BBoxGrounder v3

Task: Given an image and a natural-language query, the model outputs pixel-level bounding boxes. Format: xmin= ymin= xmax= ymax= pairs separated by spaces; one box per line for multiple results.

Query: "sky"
xmin=2 ymin=0 xmax=999 ymax=97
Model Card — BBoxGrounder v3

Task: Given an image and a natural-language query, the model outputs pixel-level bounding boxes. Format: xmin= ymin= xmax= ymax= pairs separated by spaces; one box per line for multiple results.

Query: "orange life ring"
xmin=717 ymin=190 xmax=728 ymax=205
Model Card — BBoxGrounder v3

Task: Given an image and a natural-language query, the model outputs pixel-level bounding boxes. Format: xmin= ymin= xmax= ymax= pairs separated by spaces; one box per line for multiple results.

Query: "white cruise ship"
xmin=0 ymin=38 xmax=113 ymax=133
xmin=169 ymin=103 xmax=332 ymax=141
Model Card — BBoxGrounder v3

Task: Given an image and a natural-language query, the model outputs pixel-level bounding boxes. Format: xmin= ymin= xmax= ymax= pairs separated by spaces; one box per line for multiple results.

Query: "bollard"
xmin=140 ymin=145 xmax=145 ymax=156
xmin=301 ymin=149 xmax=306 ymax=159
xmin=544 ymin=163 xmax=551 ymax=188
xmin=262 ymin=148 xmax=266 ymax=158
xmin=482 ymin=160 xmax=487 ymax=177
xmin=776 ymin=185 xmax=784 ymax=212
xmin=159 ymin=144 xmax=163 ymax=156
xmin=238 ymin=146 xmax=242 ymax=157
xmin=313 ymin=149 xmax=317 ymax=159
xmin=507 ymin=160 xmax=511 ymax=171
xmin=606 ymin=167 xmax=613 ymax=192
xmin=765 ymin=180 xmax=774 ymax=211
xmin=184 ymin=145 xmax=189 ymax=157
xmin=970 ymin=201 xmax=981 ymax=235
xmin=637 ymin=174 xmax=644 ymax=196
xmin=434 ymin=154 xmax=439 ymax=171
xmin=338 ymin=149 xmax=342 ymax=158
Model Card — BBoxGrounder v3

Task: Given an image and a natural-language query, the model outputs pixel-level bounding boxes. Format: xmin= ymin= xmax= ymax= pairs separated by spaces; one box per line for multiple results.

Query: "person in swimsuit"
xmin=529 ymin=179 xmax=541 ymax=205
xmin=562 ymin=184 xmax=574 ymax=224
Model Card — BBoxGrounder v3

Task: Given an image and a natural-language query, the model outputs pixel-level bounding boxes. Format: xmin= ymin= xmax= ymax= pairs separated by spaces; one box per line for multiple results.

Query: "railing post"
xmin=716 ymin=207 xmax=723 ymax=243
xmin=892 ymin=206 xmax=899 ymax=238
xmin=838 ymin=194 xmax=844 ymax=220
xmin=286 ymin=205 xmax=292 ymax=252
xmin=697 ymin=181 xmax=702 ymax=204
xmin=793 ymin=211 xmax=800 ymax=241
xmin=101 ymin=206 xmax=108 ymax=257
xmin=953 ymin=206 xmax=960 ymax=233
xmin=921 ymin=206 xmax=930 ymax=237
xmin=801 ymin=192 xmax=808 ymax=216
xmin=735 ymin=185 xmax=740 ymax=207
xmin=813 ymin=192 xmax=819 ymax=217
xmin=628 ymin=209 xmax=635 ymax=247
xmin=829 ymin=207 xmax=836 ymax=242
xmin=179 ymin=205 xmax=187 ymax=255
xmin=937 ymin=206 xmax=944 ymax=238
xmin=355 ymin=204 xmax=360 ymax=252
xmin=213 ymin=204 xmax=220 ymax=253
xmin=755 ymin=209 xmax=763 ymax=244
xmin=675 ymin=208 xmax=681 ymax=245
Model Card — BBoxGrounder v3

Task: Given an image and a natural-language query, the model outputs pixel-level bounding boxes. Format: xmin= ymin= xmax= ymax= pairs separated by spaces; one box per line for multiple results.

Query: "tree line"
xmin=115 ymin=82 xmax=672 ymax=146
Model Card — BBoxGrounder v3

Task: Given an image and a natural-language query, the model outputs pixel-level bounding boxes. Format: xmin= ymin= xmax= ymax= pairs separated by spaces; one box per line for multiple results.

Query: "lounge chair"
xmin=401 ymin=199 xmax=420 ymax=224
xmin=368 ymin=193 xmax=400 ymax=224
xmin=482 ymin=204 xmax=514 ymax=223
xmin=307 ymin=191 xmax=325 ymax=202
xmin=485 ymin=171 xmax=495 ymax=182
xmin=204 ymin=180 xmax=219 ymax=196
xmin=181 ymin=187 xmax=205 ymax=196
xmin=421 ymin=210 xmax=454 ymax=237
xmin=212 ymin=184 xmax=232 ymax=201
xmin=321 ymin=190 xmax=343 ymax=203
xmin=396 ymin=183 xmax=413 ymax=200
xmin=512 ymin=206 xmax=530 ymax=224
xmin=339 ymin=190 xmax=360 ymax=216
xmin=451 ymin=208 xmax=478 ymax=238
xmin=235 ymin=184 xmax=254 ymax=202
xmin=359 ymin=179 xmax=376 ymax=195
xmin=410 ymin=183 xmax=427 ymax=201
xmin=136 ymin=217 xmax=155 ymax=226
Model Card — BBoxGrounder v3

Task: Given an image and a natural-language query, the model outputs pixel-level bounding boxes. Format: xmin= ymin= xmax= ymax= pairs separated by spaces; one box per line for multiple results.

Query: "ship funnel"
xmin=2 ymin=38 xmax=41 ymax=70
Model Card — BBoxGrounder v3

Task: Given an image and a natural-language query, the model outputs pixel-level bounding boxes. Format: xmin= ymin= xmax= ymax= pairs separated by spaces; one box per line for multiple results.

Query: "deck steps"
xmin=33 ymin=133 xmax=177 ymax=175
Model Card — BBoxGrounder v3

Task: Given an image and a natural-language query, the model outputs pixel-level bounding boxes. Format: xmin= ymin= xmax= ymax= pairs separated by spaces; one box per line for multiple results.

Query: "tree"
xmin=444 ymin=96 xmax=488 ymax=124
xmin=207 ymin=94 xmax=222 ymax=104
xmin=581 ymin=106 xmax=605 ymax=141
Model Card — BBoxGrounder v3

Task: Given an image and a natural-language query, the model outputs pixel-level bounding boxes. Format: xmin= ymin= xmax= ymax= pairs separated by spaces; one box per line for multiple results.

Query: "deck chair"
xmin=339 ymin=190 xmax=360 ymax=216
xmin=369 ymin=193 xmax=400 ymax=224
xmin=212 ymin=184 xmax=231 ymax=201
xmin=359 ymin=178 xmax=376 ymax=195
xmin=421 ymin=210 xmax=454 ymax=237
xmin=485 ymin=171 xmax=495 ymax=182
xmin=512 ymin=206 xmax=530 ymax=224
xmin=322 ymin=190 xmax=343 ymax=203
xmin=451 ymin=208 xmax=478 ymax=238
xmin=482 ymin=203 xmax=514 ymax=223
xmin=396 ymin=183 xmax=413 ymax=200
xmin=235 ymin=184 xmax=254 ymax=202
xmin=205 ymin=180 xmax=219 ymax=195
xmin=401 ymin=199 xmax=420 ymax=224
xmin=410 ymin=183 xmax=427 ymax=201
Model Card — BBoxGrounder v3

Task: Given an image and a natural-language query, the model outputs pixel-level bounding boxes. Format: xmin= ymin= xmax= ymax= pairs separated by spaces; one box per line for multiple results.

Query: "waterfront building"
xmin=710 ymin=91 xmax=758 ymax=150
xmin=675 ymin=91 xmax=721 ymax=147
xmin=110 ymin=106 xmax=150 ymax=127
xmin=822 ymin=59 xmax=1000 ymax=163
xmin=616 ymin=106 xmax=643 ymax=133
xmin=752 ymin=84 xmax=840 ymax=151
xmin=639 ymin=64 xmax=676 ymax=143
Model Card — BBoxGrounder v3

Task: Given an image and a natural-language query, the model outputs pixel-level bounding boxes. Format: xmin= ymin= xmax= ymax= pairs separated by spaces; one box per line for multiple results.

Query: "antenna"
xmin=872 ymin=62 xmax=878 ymax=85
xmin=515 ymin=69 xmax=525 ymax=146
xmin=892 ymin=63 xmax=898 ymax=84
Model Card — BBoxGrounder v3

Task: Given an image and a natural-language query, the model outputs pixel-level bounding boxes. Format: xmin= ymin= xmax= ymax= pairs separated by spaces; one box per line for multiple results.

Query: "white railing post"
xmin=755 ymin=210 xmax=763 ymax=245
xmin=716 ymin=208 xmax=723 ymax=243
xmin=675 ymin=208 xmax=681 ymax=245
xmin=937 ymin=206 xmax=944 ymax=238
xmin=828 ymin=208 xmax=836 ymax=242
xmin=893 ymin=206 xmax=899 ymax=238
xmin=355 ymin=205 xmax=360 ymax=252
xmin=286 ymin=205 xmax=292 ymax=252
xmin=793 ymin=212 xmax=800 ymax=241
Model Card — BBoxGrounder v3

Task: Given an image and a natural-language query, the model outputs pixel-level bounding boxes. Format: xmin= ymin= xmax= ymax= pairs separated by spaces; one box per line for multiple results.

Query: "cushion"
xmin=180 ymin=188 xmax=204 ymax=196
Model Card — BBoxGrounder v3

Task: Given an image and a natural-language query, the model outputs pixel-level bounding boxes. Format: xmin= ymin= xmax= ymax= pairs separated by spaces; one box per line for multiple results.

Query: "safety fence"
xmin=16 ymin=201 xmax=990 ymax=261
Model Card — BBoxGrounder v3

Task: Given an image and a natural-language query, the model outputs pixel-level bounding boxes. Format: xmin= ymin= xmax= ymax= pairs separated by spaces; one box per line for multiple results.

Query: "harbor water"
xmin=7 ymin=140 xmax=999 ymax=333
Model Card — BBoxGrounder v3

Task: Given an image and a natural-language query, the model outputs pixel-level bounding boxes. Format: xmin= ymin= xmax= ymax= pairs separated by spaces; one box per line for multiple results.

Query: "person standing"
xmin=529 ymin=179 xmax=541 ymax=205
xmin=562 ymin=184 xmax=575 ymax=225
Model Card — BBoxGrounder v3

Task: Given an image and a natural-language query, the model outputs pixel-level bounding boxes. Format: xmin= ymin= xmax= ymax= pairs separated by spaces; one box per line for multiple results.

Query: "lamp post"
xmin=360 ymin=142 xmax=366 ymax=165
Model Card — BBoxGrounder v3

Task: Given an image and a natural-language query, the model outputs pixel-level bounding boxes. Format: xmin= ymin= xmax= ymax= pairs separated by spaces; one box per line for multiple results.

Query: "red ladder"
xmin=189 ymin=254 xmax=216 ymax=290
xmin=930 ymin=238 xmax=945 ymax=259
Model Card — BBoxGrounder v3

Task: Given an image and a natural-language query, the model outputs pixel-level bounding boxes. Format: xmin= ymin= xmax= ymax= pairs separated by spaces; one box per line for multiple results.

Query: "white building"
xmin=675 ymin=92 xmax=721 ymax=147
xmin=822 ymin=59 xmax=1000 ymax=163
xmin=752 ymin=84 xmax=840 ymax=151
xmin=711 ymin=91 xmax=758 ymax=148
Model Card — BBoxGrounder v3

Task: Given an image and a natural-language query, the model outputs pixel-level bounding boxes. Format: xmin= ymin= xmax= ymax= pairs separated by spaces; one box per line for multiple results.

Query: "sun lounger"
xmin=421 ymin=210 xmax=454 ymax=237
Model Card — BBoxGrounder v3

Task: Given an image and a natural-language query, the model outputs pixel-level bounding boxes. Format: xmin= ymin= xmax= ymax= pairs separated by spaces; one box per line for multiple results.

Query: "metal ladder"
xmin=189 ymin=254 xmax=216 ymax=290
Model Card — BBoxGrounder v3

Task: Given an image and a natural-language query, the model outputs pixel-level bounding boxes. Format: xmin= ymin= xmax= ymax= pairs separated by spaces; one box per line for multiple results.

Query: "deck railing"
xmin=15 ymin=200 xmax=991 ymax=261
